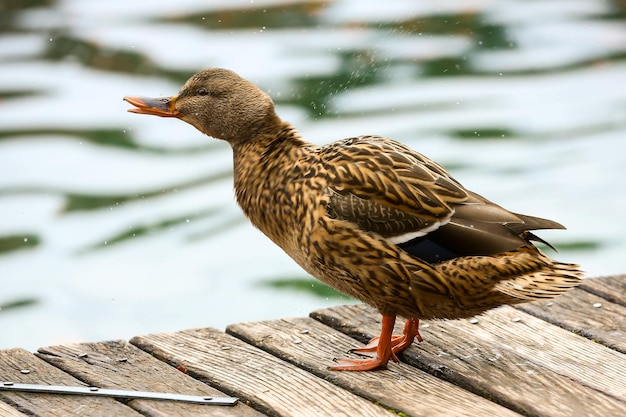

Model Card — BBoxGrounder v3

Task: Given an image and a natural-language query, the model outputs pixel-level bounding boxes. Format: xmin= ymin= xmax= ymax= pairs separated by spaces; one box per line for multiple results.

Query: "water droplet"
xmin=186 ymin=219 xmax=190 ymax=223
xmin=469 ymin=318 xmax=479 ymax=324
xmin=23 ymin=237 xmax=28 ymax=243
xmin=49 ymin=38 xmax=53 ymax=42
xmin=546 ymin=301 xmax=554 ymax=307
xmin=421 ymin=323 xmax=430 ymax=329
xmin=511 ymin=317 xmax=521 ymax=323
xmin=300 ymin=329 xmax=309 ymax=334
xmin=20 ymin=370 xmax=30 ymax=374
xmin=592 ymin=302 xmax=602 ymax=308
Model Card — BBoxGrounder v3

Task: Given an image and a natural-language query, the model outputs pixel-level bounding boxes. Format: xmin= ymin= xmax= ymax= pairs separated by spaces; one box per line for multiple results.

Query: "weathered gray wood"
xmin=131 ymin=327 xmax=394 ymax=417
xmin=227 ymin=317 xmax=522 ymax=417
xmin=0 ymin=400 xmax=29 ymax=417
xmin=312 ymin=304 xmax=626 ymax=417
xmin=0 ymin=348 xmax=141 ymax=417
xmin=461 ymin=306 xmax=626 ymax=400
xmin=36 ymin=339 xmax=263 ymax=417
xmin=516 ymin=288 xmax=626 ymax=353
xmin=2 ymin=275 xmax=624 ymax=417
xmin=579 ymin=275 xmax=626 ymax=307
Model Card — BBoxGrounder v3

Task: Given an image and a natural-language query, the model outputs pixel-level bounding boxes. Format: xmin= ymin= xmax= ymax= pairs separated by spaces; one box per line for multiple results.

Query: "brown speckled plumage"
xmin=125 ymin=68 xmax=583 ymax=371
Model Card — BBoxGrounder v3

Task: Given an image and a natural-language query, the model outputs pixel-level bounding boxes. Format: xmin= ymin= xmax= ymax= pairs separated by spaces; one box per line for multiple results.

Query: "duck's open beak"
xmin=123 ymin=95 xmax=181 ymax=117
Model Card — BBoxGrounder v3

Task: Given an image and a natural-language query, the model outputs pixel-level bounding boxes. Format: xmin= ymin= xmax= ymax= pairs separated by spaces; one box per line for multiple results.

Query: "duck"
xmin=124 ymin=68 xmax=583 ymax=371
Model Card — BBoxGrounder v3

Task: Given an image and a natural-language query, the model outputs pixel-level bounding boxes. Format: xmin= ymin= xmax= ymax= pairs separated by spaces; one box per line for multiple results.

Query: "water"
xmin=1 ymin=0 xmax=625 ymax=350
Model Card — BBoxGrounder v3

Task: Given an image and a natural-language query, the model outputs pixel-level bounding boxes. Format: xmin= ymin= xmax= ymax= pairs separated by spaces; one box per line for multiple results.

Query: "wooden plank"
xmin=579 ymin=275 xmax=626 ymax=306
xmin=0 ymin=348 xmax=141 ymax=417
xmin=0 ymin=400 xmax=29 ymax=417
xmin=227 ymin=317 xmax=522 ymax=417
xmin=516 ymin=288 xmax=626 ymax=353
xmin=131 ymin=327 xmax=394 ymax=417
xmin=36 ymin=339 xmax=263 ymax=417
xmin=312 ymin=304 xmax=626 ymax=417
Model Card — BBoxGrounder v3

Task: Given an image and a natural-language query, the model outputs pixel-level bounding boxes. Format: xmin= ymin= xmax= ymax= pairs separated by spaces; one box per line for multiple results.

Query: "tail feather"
xmin=493 ymin=261 xmax=583 ymax=301
xmin=423 ymin=245 xmax=584 ymax=319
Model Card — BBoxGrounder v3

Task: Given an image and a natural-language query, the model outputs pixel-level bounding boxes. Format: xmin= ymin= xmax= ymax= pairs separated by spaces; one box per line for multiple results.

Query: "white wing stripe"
xmin=388 ymin=215 xmax=452 ymax=244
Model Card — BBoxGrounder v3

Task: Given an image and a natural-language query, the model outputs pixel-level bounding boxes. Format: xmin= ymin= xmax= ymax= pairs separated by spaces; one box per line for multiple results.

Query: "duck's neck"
xmin=231 ymin=120 xmax=314 ymax=240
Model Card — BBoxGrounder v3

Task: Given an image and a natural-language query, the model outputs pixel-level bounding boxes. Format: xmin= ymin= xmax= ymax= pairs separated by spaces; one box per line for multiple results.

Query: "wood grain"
xmin=131 ymin=327 xmax=394 ymax=417
xmin=0 ymin=400 xmax=29 ymax=417
xmin=0 ymin=348 xmax=141 ymax=417
xmin=579 ymin=275 xmax=626 ymax=306
xmin=2 ymin=274 xmax=624 ymax=417
xmin=37 ymin=339 xmax=263 ymax=417
xmin=516 ymin=288 xmax=626 ymax=353
xmin=227 ymin=317 xmax=522 ymax=417
xmin=311 ymin=304 xmax=626 ymax=417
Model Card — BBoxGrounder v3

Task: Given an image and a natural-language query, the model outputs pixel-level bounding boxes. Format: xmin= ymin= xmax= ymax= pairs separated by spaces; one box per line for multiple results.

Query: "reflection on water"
xmin=1 ymin=0 xmax=625 ymax=350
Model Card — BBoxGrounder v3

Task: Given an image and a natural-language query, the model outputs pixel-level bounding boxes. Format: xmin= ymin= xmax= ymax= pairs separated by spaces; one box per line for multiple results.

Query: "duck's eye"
xmin=197 ymin=88 xmax=209 ymax=96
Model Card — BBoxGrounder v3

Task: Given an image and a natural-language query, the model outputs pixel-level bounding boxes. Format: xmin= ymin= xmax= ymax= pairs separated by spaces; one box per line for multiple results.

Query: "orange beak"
xmin=123 ymin=95 xmax=181 ymax=117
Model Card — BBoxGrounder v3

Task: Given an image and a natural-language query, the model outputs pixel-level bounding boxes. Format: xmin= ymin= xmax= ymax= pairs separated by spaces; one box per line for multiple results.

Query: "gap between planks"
xmin=130 ymin=328 xmax=395 ymax=417
xmin=227 ymin=317 xmax=521 ymax=417
xmin=1 ymin=275 xmax=624 ymax=417
xmin=310 ymin=304 xmax=626 ymax=417
xmin=0 ymin=348 xmax=143 ymax=417
xmin=36 ymin=339 xmax=263 ymax=417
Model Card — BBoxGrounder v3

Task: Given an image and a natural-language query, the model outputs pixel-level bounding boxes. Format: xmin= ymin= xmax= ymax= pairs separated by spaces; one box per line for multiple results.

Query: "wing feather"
xmin=321 ymin=136 xmax=565 ymax=263
xmin=322 ymin=136 xmax=466 ymax=241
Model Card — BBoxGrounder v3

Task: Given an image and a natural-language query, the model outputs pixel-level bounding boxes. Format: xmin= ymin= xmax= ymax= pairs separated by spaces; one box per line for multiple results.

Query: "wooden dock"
xmin=1 ymin=275 xmax=625 ymax=416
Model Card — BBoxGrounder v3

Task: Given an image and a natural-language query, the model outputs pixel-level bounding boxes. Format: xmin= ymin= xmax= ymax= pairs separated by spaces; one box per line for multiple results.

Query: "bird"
xmin=124 ymin=68 xmax=583 ymax=371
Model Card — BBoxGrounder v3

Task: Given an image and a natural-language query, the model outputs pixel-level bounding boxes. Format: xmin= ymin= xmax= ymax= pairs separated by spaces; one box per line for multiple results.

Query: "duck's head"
xmin=124 ymin=68 xmax=278 ymax=144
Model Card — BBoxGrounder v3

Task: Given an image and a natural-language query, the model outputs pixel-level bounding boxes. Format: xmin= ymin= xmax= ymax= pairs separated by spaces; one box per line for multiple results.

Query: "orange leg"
xmin=330 ymin=314 xmax=398 ymax=371
xmin=348 ymin=319 xmax=422 ymax=361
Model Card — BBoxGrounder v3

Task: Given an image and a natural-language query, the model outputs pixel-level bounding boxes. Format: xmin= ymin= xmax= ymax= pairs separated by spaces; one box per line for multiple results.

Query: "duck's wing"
xmin=322 ymin=136 xmax=561 ymax=262
xmin=323 ymin=136 xmax=465 ymax=240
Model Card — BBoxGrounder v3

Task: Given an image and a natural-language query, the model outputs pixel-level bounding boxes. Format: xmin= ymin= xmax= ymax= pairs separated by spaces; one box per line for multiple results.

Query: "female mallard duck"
xmin=124 ymin=68 xmax=582 ymax=371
